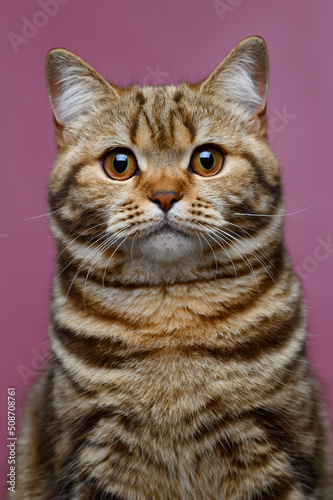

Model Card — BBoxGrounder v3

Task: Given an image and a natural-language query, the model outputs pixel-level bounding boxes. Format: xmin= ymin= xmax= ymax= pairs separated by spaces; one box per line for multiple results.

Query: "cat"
xmin=11 ymin=36 xmax=331 ymax=499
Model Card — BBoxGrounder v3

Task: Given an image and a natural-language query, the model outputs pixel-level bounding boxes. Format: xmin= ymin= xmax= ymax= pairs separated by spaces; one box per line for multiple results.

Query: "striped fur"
xmin=12 ymin=37 xmax=331 ymax=499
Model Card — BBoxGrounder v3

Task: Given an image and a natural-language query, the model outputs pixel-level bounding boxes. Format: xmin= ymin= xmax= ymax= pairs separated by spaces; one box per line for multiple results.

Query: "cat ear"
xmin=45 ymin=49 xmax=120 ymax=141
xmin=199 ymin=37 xmax=269 ymax=132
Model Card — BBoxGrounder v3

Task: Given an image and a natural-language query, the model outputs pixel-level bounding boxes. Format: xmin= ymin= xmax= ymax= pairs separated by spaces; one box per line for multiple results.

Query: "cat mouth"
xmin=148 ymin=221 xmax=189 ymax=238
xmin=140 ymin=220 xmax=195 ymax=261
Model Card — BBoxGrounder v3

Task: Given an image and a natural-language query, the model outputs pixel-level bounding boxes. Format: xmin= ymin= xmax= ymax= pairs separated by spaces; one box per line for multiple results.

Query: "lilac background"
xmin=1 ymin=0 xmax=333 ymax=494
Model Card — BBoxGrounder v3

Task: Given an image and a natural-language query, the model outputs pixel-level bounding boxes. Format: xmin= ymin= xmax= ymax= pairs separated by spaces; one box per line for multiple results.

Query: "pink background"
xmin=1 ymin=0 xmax=332 ymax=495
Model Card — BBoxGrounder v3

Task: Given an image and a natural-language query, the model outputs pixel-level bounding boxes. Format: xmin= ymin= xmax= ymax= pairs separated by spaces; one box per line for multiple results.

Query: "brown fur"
xmin=10 ymin=37 xmax=331 ymax=499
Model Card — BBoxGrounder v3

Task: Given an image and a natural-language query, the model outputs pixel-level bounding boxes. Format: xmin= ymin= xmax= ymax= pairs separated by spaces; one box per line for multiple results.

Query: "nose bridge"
xmin=142 ymin=168 xmax=187 ymax=212
xmin=144 ymin=168 xmax=186 ymax=195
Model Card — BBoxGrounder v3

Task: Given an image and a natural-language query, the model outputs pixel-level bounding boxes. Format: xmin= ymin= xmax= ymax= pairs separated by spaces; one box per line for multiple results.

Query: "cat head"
xmin=46 ymin=37 xmax=282 ymax=282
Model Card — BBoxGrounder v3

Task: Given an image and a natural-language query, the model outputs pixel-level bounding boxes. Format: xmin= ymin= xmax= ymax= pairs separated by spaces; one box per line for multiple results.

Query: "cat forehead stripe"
xmin=128 ymin=100 xmax=197 ymax=148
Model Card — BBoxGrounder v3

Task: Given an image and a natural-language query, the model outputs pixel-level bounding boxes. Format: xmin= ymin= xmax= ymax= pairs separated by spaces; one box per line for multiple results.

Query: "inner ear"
xmin=198 ymin=36 xmax=269 ymax=132
xmin=45 ymin=48 xmax=120 ymax=133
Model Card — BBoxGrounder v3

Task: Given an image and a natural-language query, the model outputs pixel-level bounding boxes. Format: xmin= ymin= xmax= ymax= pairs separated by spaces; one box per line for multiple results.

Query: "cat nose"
xmin=149 ymin=191 xmax=182 ymax=212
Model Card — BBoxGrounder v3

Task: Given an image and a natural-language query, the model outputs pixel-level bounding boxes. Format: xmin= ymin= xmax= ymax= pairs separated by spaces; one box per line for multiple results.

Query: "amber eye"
xmin=102 ymin=148 xmax=138 ymax=180
xmin=190 ymin=145 xmax=225 ymax=177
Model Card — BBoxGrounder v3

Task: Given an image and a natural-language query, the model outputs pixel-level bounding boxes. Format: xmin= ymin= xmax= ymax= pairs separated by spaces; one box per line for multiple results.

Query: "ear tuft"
xmin=199 ymin=37 xmax=269 ymax=123
xmin=45 ymin=49 xmax=119 ymax=128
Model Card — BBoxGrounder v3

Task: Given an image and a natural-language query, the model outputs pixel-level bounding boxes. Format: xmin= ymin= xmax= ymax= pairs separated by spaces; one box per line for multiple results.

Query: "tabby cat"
xmin=12 ymin=36 xmax=331 ymax=499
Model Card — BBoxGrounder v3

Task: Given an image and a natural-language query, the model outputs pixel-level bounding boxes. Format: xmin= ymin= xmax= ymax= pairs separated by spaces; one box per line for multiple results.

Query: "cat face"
xmin=46 ymin=37 xmax=282 ymax=277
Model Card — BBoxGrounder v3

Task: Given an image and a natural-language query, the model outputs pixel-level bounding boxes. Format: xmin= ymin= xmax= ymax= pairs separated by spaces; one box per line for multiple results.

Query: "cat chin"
xmin=139 ymin=229 xmax=199 ymax=263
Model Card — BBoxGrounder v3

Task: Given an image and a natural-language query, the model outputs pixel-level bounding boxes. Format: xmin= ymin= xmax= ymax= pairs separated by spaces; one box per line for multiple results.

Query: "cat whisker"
xmin=54 ymin=221 xmax=108 ymax=265
xmin=54 ymin=229 xmax=110 ymax=282
xmin=79 ymin=227 xmax=129 ymax=305
xmin=194 ymin=230 xmax=204 ymax=263
xmin=83 ymin=229 xmax=128 ymax=308
xmin=64 ymin=229 xmax=123 ymax=300
xmin=216 ymin=231 xmax=263 ymax=295
xmin=226 ymin=221 xmax=280 ymax=276
xmin=196 ymin=221 xmax=260 ymax=294
xmin=209 ymin=230 xmax=238 ymax=283
xmin=223 ymin=226 xmax=281 ymax=290
xmin=195 ymin=222 xmax=238 ymax=282
xmin=195 ymin=230 xmax=218 ymax=279
xmin=66 ymin=238 xmax=111 ymax=301
xmin=233 ymin=200 xmax=319 ymax=218
xmin=82 ymin=235 xmax=120 ymax=309
xmin=56 ymin=208 xmax=104 ymax=239
xmin=221 ymin=228 xmax=281 ymax=292
xmin=130 ymin=230 xmax=138 ymax=264
xmin=197 ymin=220 xmax=280 ymax=293
xmin=102 ymin=234 xmax=129 ymax=291
xmin=22 ymin=208 xmax=61 ymax=221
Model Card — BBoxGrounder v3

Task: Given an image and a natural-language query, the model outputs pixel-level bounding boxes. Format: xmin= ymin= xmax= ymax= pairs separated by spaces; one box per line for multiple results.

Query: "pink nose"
xmin=149 ymin=191 xmax=182 ymax=212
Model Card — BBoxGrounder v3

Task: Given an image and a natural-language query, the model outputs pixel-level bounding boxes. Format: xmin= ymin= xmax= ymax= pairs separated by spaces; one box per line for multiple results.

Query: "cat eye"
xmin=102 ymin=148 xmax=138 ymax=181
xmin=190 ymin=145 xmax=225 ymax=177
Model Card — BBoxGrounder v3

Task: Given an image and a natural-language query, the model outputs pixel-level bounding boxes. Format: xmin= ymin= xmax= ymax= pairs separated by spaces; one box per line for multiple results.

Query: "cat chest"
xmin=56 ymin=356 xmax=270 ymax=500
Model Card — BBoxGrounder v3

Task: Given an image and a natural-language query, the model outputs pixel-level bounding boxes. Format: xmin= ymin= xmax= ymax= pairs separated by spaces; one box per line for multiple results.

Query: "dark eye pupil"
xmin=199 ymin=151 xmax=214 ymax=170
xmin=113 ymin=154 xmax=128 ymax=173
